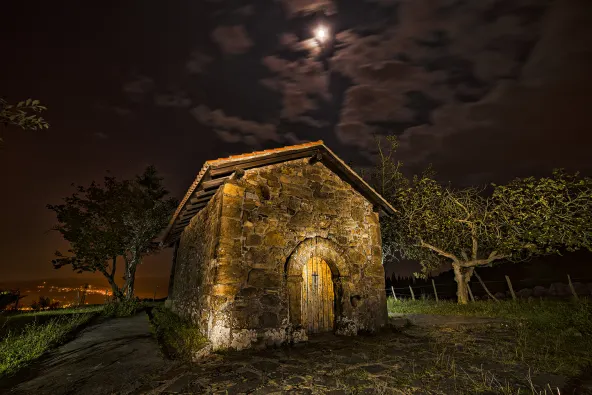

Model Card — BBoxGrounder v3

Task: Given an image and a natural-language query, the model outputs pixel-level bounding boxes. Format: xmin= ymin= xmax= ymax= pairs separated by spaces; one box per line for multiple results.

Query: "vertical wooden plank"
xmin=321 ymin=258 xmax=325 ymax=331
xmin=505 ymin=275 xmax=517 ymax=301
xmin=468 ymin=284 xmax=475 ymax=302
xmin=301 ymin=262 xmax=305 ymax=331
xmin=312 ymin=258 xmax=316 ymax=332
xmin=391 ymin=286 xmax=397 ymax=300
xmin=567 ymin=274 xmax=579 ymax=300
xmin=300 ymin=257 xmax=336 ymax=334
xmin=474 ymin=270 xmax=498 ymax=302
xmin=431 ymin=279 xmax=439 ymax=302
xmin=326 ymin=260 xmax=330 ymax=330
xmin=409 ymin=285 xmax=416 ymax=300
xmin=316 ymin=258 xmax=320 ymax=332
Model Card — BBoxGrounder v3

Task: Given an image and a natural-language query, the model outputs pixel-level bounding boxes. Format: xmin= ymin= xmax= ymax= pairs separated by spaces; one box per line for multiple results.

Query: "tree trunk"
xmin=99 ymin=261 xmax=123 ymax=301
xmin=106 ymin=275 xmax=123 ymax=301
xmin=123 ymin=255 xmax=139 ymax=300
xmin=453 ymin=264 xmax=474 ymax=304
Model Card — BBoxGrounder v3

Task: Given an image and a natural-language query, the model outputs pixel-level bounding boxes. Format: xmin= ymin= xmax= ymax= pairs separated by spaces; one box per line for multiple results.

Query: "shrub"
xmin=150 ymin=306 xmax=208 ymax=361
xmin=102 ymin=298 xmax=143 ymax=318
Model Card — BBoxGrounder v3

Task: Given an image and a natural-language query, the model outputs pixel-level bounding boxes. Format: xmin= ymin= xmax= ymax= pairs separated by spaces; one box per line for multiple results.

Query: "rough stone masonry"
xmin=166 ymin=147 xmax=391 ymax=351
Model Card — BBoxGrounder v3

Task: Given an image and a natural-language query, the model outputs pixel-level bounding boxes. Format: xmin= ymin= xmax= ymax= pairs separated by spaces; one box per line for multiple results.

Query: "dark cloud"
xmin=340 ymin=84 xmax=415 ymax=124
xmin=328 ymin=0 xmax=550 ymax=157
xmin=154 ymin=93 xmax=192 ymax=108
xmin=185 ymin=50 xmax=213 ymax=74
xmin=122 ymin=75 xmax=155 ymax=102
xmin=191 ymin=105 xmax=280 ymax=144
xmin=279 ymin=33 xmax=299 ymax=47
xmin=211 ymin=25 xmax=253 ymax=54
xmin=395 ymin=0 xmax=592 ymax=185
xmin=93 ymin=132 xmax=108 ymax=140
xmin=261 ymin=55 xmax=330 ymax=125
xmin=279 ymin=0 xmax=336 ymax=18
xmin=234 ymin=5 xmax=254 ymax=16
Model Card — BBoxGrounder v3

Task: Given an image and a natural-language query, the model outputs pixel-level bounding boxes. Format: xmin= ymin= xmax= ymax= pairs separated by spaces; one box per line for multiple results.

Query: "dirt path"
xmin=2 ymin=313 xmax=175 ymax=395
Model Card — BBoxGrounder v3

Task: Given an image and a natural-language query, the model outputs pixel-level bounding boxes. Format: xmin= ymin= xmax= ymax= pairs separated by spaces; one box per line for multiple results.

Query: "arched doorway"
xmin=301 ymin=257 xmax=334 ymax=333
xmin=285 ymin=237 xmax=348 ymax=334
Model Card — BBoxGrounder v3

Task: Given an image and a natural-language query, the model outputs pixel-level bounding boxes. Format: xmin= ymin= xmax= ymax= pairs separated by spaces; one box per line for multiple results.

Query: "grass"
xmin=101 ymin=298 xmax=145 ymax=317
xmin=149 ymin=306 xmax=209 ymax=361
xmin=388 ymin=298 xmax=591 ymax=330
xmin=387 ymin=298 xmax=592 ymax=391
xmin=1 ymin=305 xmax=104 ymax=319
xmin=0 ymin=305 xmax=104 ymax=338
xmin=0 ymin=312 xmax=96 ymax=377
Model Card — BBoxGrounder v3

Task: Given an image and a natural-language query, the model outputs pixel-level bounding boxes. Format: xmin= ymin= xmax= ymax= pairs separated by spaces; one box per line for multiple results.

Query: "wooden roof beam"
xmin=209 ymin=149 xmax=315 ymax=177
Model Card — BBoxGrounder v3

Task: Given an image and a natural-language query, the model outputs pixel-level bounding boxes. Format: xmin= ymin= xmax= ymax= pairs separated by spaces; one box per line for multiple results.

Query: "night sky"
xmin=1 ymin=0 xmax=591 ymax=286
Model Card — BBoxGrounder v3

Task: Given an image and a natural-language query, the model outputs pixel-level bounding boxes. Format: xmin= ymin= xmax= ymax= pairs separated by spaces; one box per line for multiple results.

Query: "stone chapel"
xmin=161 ymin=141 xmax=395 ymax=350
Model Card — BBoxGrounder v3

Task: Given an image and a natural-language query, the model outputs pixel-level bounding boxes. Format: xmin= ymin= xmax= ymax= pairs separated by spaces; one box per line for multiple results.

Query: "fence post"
xmin=474 ymin=270 xmax=498 ymax=302
xmin=505 ymin=275 xmax=517 ymax=301
xmin=409 ymin=285 xmax=416 ymax=301
xmin=567 ymin=274 xmax=579 ymax=300
xmin=467 ymin=284 xmax=475 ymax=302
xmin=431 ymin=279 xmax=439 ymax=302
xmin=391 ymin=286 xmax=398 ymax=301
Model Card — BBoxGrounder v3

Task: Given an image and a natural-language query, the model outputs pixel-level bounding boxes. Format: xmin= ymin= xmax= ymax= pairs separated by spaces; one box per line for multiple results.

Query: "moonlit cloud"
xmin=211 ymin=25 xmax=254 ymax=54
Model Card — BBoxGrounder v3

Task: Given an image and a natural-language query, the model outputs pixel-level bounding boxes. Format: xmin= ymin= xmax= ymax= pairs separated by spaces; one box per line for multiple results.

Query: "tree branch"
xmin=419 ymin=240 xmax=460 ymax=263
xmin=459 ymin=252 xmax=508 ymax=268
xmin=110 ymin=256 xmax=117 ymax=278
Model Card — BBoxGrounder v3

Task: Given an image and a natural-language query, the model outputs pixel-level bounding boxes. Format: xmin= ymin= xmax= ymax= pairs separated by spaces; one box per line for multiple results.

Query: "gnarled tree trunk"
xmin=453 ymin=264 xmax=474 ymax=304
xmin=123 ymin=253 xmax=139 ymax=300
xmin=99 ymin=257 xmax=124 ymax=301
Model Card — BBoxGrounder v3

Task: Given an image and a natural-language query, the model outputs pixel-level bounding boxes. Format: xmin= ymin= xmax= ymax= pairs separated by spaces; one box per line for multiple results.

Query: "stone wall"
xmin=208 ymin=159 xmax=387 ymax=349
xmin=169 ymin=188 xmax=223 ymax=334
xmin=170 ymin=158 xmax=388 ymax=351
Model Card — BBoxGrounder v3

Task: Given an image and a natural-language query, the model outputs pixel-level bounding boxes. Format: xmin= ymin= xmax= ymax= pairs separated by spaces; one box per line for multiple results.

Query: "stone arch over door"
xmin=285 ymin=237 xmax=349 ymax=332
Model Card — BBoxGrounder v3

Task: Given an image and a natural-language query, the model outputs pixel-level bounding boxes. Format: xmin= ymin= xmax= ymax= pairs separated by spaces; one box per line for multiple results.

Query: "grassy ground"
xmin=0 ymin=306 xmax=103 ymax=377
xmin=0 ymin=305 xmax=104 ymax=338
xmin=388 ymin=298 xmax=592 ymax=392
xmin=0 ymin=312 xmax=97 ymax=377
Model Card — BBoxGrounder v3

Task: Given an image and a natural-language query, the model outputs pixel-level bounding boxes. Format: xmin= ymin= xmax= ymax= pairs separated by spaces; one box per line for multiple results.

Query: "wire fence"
xmin=384 ymin=275 xmax=592 ymax=300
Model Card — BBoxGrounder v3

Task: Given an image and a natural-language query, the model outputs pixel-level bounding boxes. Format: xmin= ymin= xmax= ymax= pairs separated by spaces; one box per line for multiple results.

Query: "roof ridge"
xmin=205 ymin=140 xmax=323 ymax=165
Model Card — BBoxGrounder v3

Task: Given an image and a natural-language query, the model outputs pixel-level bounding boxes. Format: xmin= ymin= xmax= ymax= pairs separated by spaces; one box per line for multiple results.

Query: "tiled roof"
xmin=161 ymin=141 xmax=395 ymax=245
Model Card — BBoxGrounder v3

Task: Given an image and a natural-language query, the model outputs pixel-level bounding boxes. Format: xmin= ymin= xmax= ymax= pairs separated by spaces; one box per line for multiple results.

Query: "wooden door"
xmin=301 ymin=257 xmax=334 ymax=333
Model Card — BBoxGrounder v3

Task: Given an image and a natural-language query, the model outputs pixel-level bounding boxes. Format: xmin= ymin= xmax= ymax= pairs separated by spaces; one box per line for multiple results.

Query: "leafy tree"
xmin=0 ymin=98 xmax=49 ymax=143
xmin=30 ymin=296 xmax=52 ymax=311
xmin=48 ymin=166 xmax=177 ymax=300
xmin=374 ymin=137 xmax=592 ymax=303
xmin=0 ymin=289 xmax=24 ymax=311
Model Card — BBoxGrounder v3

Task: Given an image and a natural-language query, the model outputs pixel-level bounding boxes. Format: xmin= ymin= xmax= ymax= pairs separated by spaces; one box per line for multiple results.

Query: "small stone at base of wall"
xmin=289 ymin=328 xmax=308 ymax=344
xmin=335 ymin=317 xmax=359 ymax=336
xmin=230 ymin=329 xmax=258 ymax=350
xmin=191 ymin=344 xmax=213 ymax=362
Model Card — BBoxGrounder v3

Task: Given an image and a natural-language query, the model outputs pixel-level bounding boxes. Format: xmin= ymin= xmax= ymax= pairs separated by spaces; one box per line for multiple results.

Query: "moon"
xmin=314 ymin=25 xmax=329 ymax=43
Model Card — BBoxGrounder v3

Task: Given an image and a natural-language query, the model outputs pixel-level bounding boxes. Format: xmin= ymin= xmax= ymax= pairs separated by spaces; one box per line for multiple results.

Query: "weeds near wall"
xmin=149 ymin=306 xmax=208 ymax=361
